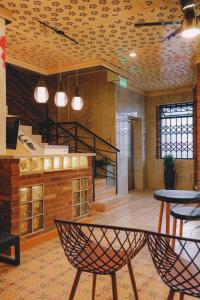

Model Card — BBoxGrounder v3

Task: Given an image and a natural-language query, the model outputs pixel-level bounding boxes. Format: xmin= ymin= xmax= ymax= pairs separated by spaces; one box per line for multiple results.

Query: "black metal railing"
xmin=46 ymin=121 xmax=120 ymax=196
xmin=8 ymin=98 xmax=120 ymax=201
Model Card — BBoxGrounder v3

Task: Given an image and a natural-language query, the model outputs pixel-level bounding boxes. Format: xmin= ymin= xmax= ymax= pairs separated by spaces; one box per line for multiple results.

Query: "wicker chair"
xmin=55 ymin=220 xmax=146 ymax=300
xmin=145 ymin=231 xmax=200 ymax=299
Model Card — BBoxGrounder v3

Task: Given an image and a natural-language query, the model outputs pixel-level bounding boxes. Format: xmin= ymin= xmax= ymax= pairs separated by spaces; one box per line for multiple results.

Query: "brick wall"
xmin=0 ymin=157 xmax=93 ymax=235
xmin=0 ymin=159 xmax=20 ymax=233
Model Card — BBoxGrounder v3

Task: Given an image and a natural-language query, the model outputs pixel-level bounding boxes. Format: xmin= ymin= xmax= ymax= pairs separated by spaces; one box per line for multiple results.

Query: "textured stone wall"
xmin=146 ymin=91 xmax=194 ymax=190
xmin=0 ymin=18 xmax=6 ymax=154
xmin=196 ymin=65 xmax=200 ymax=189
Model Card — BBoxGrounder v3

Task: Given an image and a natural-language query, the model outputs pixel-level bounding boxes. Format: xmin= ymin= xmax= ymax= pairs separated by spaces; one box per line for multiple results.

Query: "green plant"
xmin=95 ymin=158 xmax=111 ymax=167
xmin=164 ymin=154 xmax=175 ymax=171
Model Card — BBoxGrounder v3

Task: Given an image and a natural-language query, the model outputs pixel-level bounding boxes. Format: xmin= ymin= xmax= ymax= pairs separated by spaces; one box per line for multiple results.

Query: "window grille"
xmin=159 ymin=102 xmax=193 ymax=159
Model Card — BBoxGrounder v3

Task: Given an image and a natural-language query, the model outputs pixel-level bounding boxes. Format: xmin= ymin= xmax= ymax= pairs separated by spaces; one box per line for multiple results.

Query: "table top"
xmin=154 ymin=189 xmax=200 ymax=204
xmin=170 ymin=206 xmax=200 ymax=220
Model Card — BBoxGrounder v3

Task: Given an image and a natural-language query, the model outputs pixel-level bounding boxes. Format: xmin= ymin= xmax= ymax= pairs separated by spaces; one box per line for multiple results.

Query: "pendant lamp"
xmin=71 ymin=70 xmax=83 ymax=111
xmin=34 ymin=23 xmax=49 ymax=103
xmin=54 ymin=36 xmax=68 ymax=108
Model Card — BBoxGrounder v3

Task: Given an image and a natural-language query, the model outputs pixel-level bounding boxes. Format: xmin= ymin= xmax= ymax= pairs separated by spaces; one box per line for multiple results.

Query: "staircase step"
xmin=32 ymin=134 xmax=42 ymax=144
xmin=93 ymin=194 xmax=129 ymax=212
xmin=20 ymin=125 xmax=32 ymax=136
xmin=95 ymin=186 xmax=115 ymax=200
xmin=95 ymin=178 xmax=107 ymax=189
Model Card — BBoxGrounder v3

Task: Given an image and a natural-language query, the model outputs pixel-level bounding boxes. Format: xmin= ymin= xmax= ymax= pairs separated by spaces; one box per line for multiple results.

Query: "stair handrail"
xmin=58 ymin=121 xmax=120 ymax=152
xmin=47 ymin=120 xmax=97 ymax=153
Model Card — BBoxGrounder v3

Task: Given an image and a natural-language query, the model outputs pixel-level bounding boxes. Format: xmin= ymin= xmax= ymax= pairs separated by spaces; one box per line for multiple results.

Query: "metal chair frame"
xmin=145 ymin=231 xmax=200 ymax=300
xmin=55 ymin=219 xmax=146 ymax=300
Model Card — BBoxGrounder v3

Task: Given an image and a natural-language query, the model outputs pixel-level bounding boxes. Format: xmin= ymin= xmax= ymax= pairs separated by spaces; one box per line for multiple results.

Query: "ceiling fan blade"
xmin=55 ymin=29 xmax=79 ymax=45
xmin=39 ymin=20 xmax=79 ymax=45
xmin=135 ymin=21 xmax=181 ymax=27
xmin=161 ymin=26 xmax=182 ymax=42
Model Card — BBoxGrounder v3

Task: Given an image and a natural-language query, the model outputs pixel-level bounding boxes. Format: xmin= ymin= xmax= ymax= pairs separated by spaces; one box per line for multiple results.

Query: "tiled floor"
xmin=0 ymin=191 xmax=199 ymax=300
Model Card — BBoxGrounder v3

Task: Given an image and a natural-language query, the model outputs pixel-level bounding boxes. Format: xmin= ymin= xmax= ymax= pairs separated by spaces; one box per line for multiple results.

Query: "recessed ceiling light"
xmin=129 ymin=51 xmax=137 ymax=57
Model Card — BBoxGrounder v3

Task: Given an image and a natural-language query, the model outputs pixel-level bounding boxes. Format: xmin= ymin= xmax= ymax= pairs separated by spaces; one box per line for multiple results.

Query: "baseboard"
xmin=20 ymin=229 xmax=58 ymax=252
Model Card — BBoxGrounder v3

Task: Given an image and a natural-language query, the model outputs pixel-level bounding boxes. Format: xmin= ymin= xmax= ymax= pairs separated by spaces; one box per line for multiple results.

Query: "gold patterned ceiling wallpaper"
xmin=1 ymin=0 xmax=200 ymax=92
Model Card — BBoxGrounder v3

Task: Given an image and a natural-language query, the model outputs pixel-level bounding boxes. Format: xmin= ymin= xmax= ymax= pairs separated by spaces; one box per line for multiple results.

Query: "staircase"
xmin=95 ymin=179 xmax=116 ymax=201
xmin=8 ymin=97 xmax=120 ymax=203
xmin=20 ymin=125 xmax=48 ymax=147
xmin=93 ymin=179 xmax=129 ymax=212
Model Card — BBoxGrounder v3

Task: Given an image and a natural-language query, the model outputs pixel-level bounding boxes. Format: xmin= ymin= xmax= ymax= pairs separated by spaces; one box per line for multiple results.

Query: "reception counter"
xmin=0 ymin=153 xmax=95 ymax=238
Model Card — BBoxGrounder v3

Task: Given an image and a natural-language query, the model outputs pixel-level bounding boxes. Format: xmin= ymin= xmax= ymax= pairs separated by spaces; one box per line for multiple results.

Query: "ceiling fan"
xmin=135 ymin=0 xmax=200 ymax=40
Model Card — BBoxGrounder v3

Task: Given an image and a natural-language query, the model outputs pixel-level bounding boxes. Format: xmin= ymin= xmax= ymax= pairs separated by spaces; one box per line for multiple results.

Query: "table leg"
xmin=179 ymin=220 xmax=183 ymax=238
xmin=172 ymin=217 xmax=177 ymax=250
xmin=166 ymin=203 xmax=171 ymax=235
xmin=158 ymin=202 xmax=164 ymax=233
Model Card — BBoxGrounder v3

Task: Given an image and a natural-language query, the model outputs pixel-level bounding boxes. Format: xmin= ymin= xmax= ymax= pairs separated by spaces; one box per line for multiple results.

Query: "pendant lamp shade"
xmin=71 ymin=86 xmax=83 ymax=110
xmin=34 ymin=80 xmax=49 ymax=103
xmin=54 ymin=80 xmax=68 ymax=108
xmin=34 ymin=23 xmax=49 ymax=104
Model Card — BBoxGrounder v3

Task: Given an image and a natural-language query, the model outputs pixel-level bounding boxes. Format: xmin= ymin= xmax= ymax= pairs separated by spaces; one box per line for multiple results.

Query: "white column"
xmin=0 ymin=17 xmax=6 ymax=154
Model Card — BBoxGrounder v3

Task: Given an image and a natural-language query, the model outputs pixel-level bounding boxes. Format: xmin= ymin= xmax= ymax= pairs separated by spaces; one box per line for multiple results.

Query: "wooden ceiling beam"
xmin=0 ymin=6 xmax=13 ymax=24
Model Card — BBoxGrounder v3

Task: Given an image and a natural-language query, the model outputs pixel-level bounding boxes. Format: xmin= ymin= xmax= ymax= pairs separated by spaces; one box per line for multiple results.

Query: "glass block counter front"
xmin=19 ymin=185 xmax=44 ymax=236
xmin=72 ymin=178 xmax=88 ymax=218
xmin=19 ymin=155 xmax=88 ymax=175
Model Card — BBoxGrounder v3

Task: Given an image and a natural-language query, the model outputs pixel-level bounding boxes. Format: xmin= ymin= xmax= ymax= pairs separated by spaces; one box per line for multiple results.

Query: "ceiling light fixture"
xmin=34 ymin=79 xmax=49 ymax=104
xmin=129 ymin=51 xmax=137 ymax=58
xmin=183 ymin=4 xmax=195 ymax=10
xmin=181 ymin=18 xmax=200 ymax=38
xmin=34 ymin=23 xmax=49 ymax=104
xmin=71 ymin=70 xmax=83 ymax=111
xmin=54 ymin=36 xmax=68 ymax=108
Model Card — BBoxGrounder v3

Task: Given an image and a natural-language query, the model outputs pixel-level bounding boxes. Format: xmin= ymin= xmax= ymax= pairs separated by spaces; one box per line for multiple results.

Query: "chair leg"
xmin=15 ymin=237 xmax=20 ymax=266
xmin=69 ymin=269 xmax=82 ymax=300
xmin=92 ymin=274 xmax=97 ymax=300
xmin=128 ymin=262 xmax=139 ymax=300
xmin=179 ymin=220 xmax=183 ymax=238
xmin=166 ymin=203 xmax=171 ymax=235
xmin=167 ymin=289 xmax=175 ymax=300
xmin=179 ymin=293 xmax=184 ymax=300
xmin=111 ymin=272 xmax=118 ymax=300
xmin=158 ymin=202 xmax=164 ymax=233
xmin=172 ymin=217 xmax=177 ymax=250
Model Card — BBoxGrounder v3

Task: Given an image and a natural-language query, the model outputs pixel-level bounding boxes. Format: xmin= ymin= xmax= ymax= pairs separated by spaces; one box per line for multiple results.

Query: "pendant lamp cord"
xmin=76 ymin=70 xmax=78 ymax=88
xmin=40 ymin=23 xmax=43 ymax=72
xmin=59 ymin=35 xmax=62 ymax=81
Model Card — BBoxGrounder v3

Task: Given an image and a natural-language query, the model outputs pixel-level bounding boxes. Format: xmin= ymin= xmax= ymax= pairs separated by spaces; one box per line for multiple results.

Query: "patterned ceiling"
xmin=1 ymin=0 xmax=200 ymax=92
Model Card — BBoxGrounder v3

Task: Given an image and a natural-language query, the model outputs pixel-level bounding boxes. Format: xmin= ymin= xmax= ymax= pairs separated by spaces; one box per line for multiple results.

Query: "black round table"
xmin=154 ymin=189 xmax=200 ymax=235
